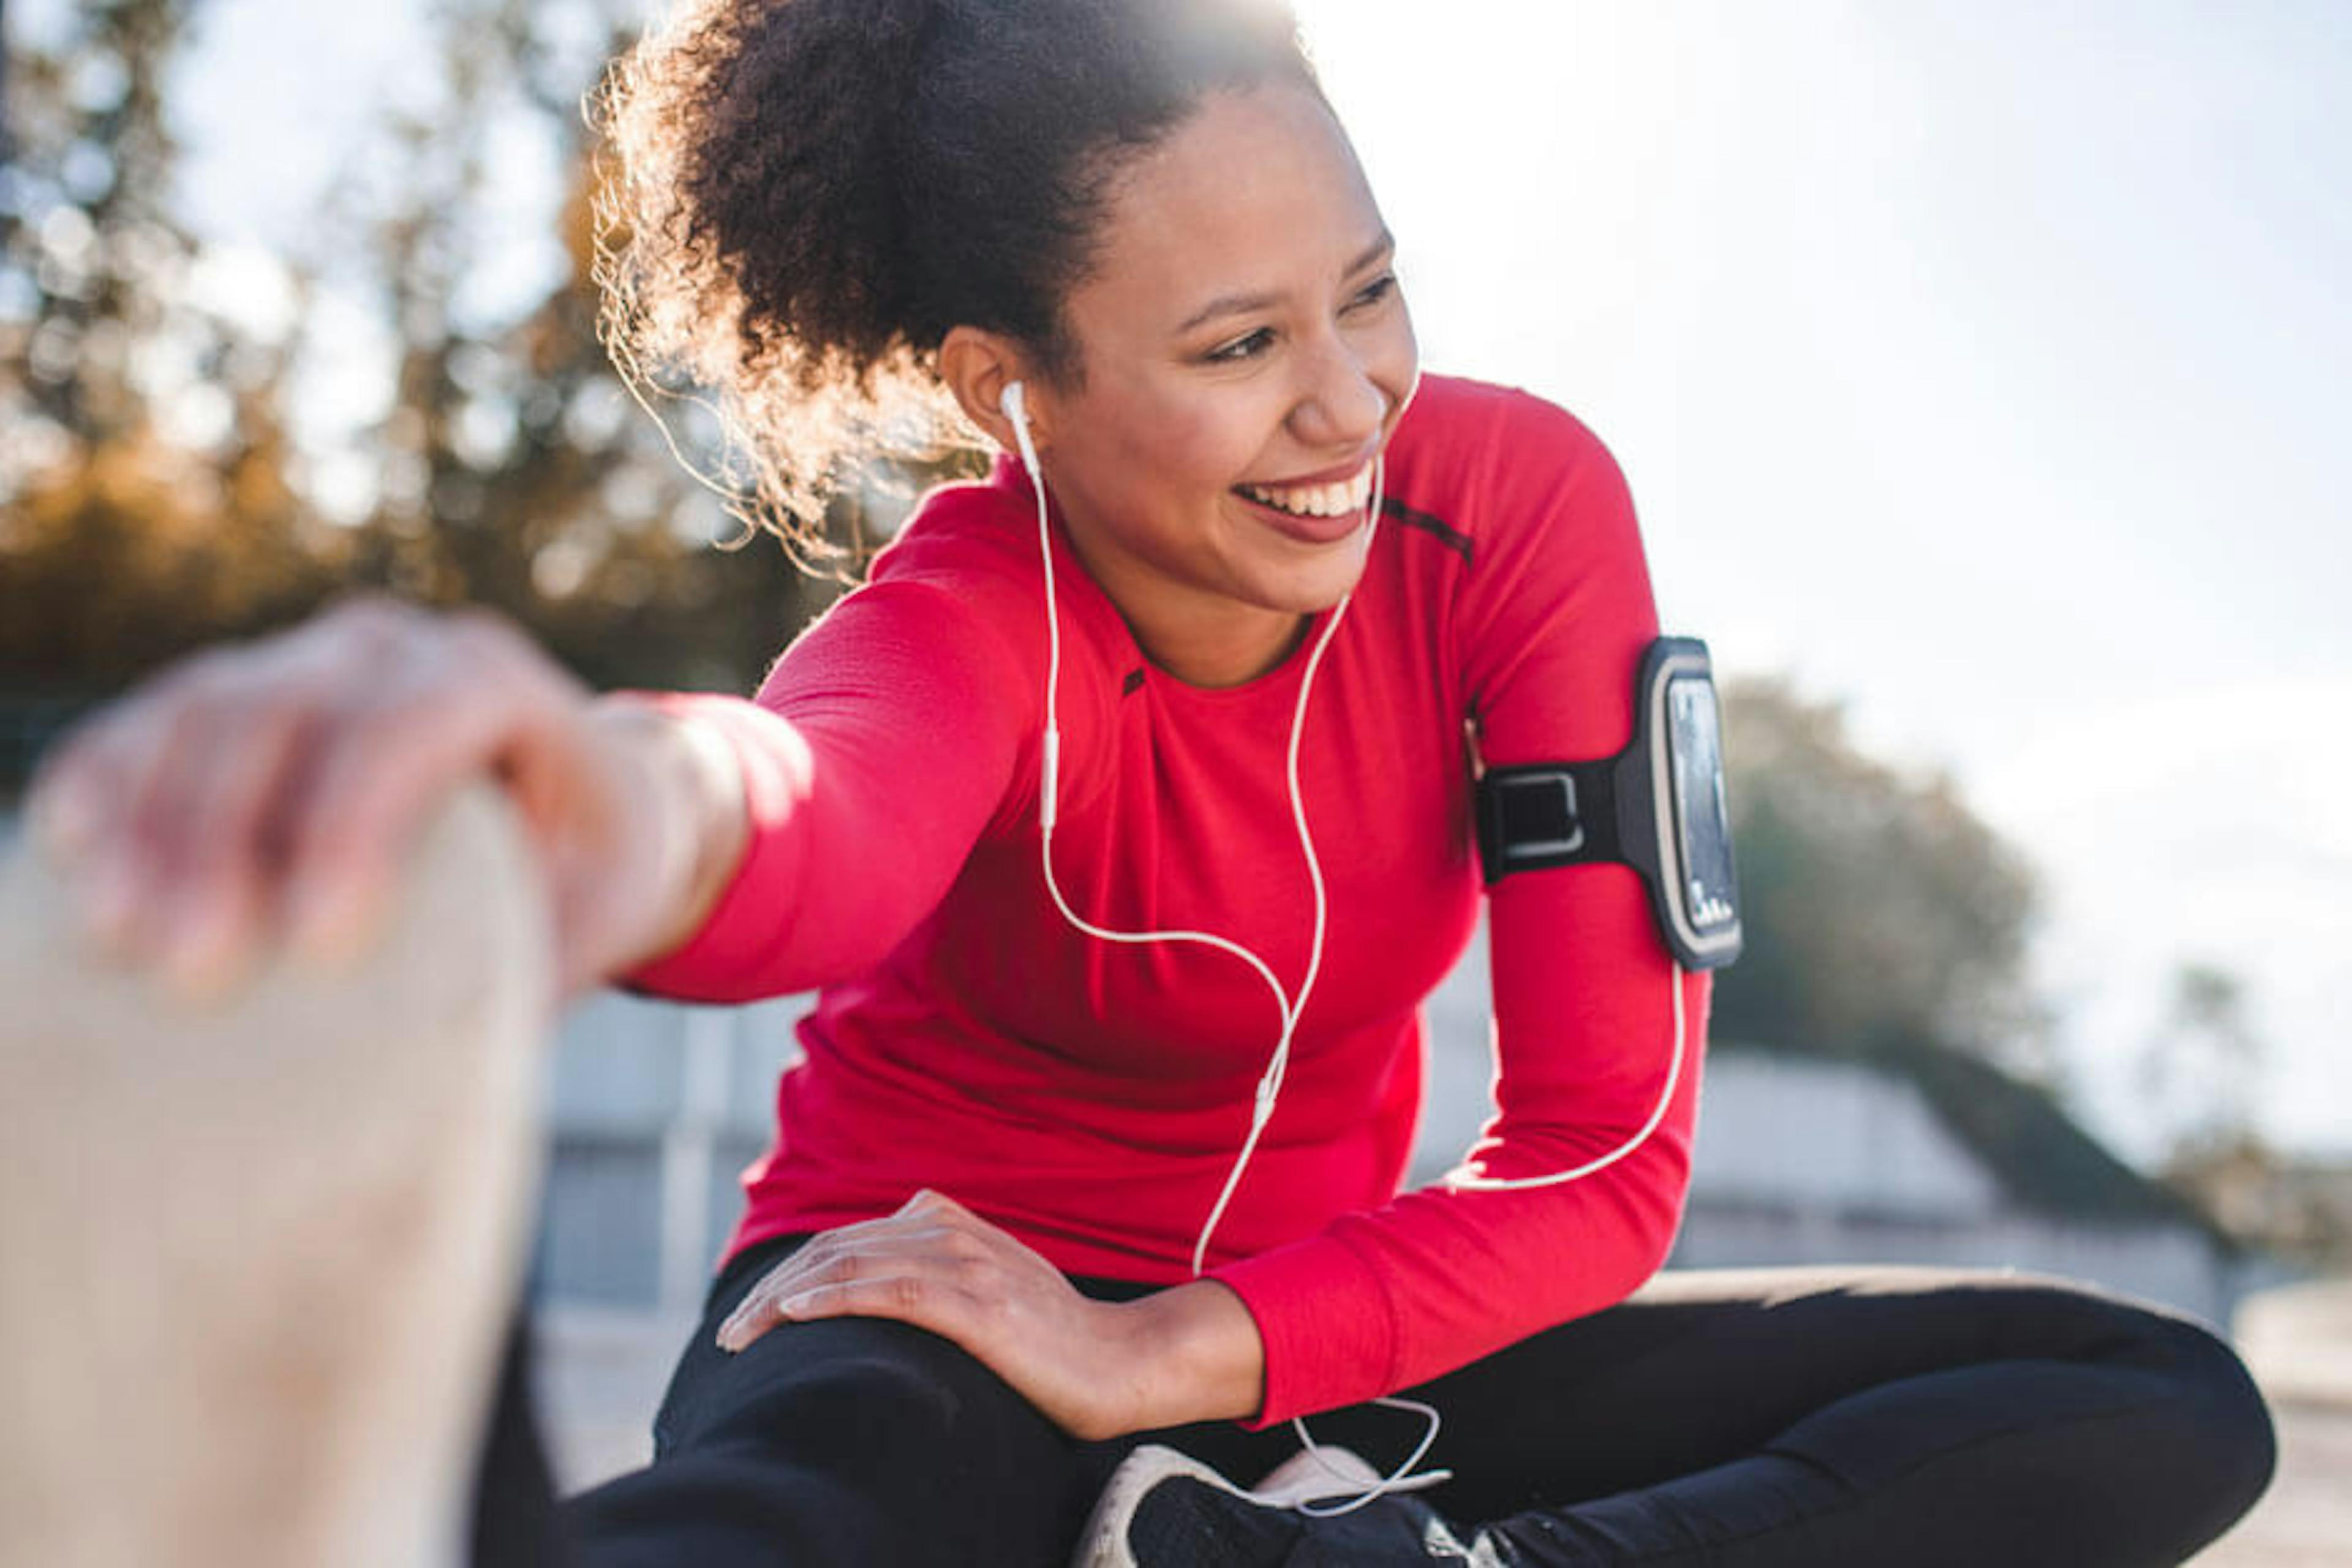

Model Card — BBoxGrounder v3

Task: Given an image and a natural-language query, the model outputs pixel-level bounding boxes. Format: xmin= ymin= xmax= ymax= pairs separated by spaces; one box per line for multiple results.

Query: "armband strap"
xmin=1474 ymin=636 xmax=1744 ymax=971
xmin=1476 ymin=763 xmax=1619 ymax=875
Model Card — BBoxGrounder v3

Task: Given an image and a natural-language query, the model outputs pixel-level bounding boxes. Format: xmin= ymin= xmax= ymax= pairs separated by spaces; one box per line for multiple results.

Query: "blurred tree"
xmin=2137 ymin=965 xmax=2348 ymax=1261
xmin=1713 ymin=678 xmax=2049 ymax=1076
xmin=0 ymin=0 xmax=341 ymax=690
xmin=1 ymin=0 xmax=13 ymax=151
xmin=320 ymin=0 xmax=829 ymax=693
xmin=1 ymin=0 xmax=937 ymax=739
xmin=2135 ymin=963 xmax=2258 ymax=1161
xmin=2138 ymin=963 xmax=2265 ymax=1164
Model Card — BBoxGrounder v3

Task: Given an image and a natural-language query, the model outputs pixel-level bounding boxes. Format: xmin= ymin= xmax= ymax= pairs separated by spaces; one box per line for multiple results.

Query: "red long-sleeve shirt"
xmin=626 ymin=375 xmax=1707 ymax=1425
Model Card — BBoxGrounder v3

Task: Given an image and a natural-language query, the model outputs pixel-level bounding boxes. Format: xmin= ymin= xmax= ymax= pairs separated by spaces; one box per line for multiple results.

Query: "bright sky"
xmin=1290 ymin=0 xmax=2351 ymax=1162
xmin=29 ymin=0 xmax=2346 ymax=1159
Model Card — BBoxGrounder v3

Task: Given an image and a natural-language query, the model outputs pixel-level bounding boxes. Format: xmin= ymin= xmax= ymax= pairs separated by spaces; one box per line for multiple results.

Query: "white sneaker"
xmin=0 ymin=786 xmax=554 ymax=1568
xmin=1074 ymin=1442 xmax=1474 ymax=1567
xmin=1074 ymin=1446 xmax=1277 ymax=1568
xmin=1249 ymin=1443 xmax=1388 ymax=1508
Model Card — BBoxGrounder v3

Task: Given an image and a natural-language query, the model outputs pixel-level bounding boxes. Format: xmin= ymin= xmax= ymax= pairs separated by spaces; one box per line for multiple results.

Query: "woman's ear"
xmin=939 ymin=327 xmax=1044 ymax=453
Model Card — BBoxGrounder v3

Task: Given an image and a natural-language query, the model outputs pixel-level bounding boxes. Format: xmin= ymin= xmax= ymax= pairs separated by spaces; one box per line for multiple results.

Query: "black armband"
xmin=1475 ymin=636 xmax=1743 ymax=970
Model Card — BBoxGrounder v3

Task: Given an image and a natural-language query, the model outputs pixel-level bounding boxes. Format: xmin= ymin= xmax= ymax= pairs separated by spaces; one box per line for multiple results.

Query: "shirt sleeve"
xmin=1210 ymin=393 xmax=1707 ymax=1426
xmin=616 ymin=570 xmax=1039 ymax=1003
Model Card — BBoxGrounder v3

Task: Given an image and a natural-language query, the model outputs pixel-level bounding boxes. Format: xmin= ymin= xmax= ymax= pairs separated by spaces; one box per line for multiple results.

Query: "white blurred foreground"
xmin=0 ymin=790 xmax=552 ymax=1568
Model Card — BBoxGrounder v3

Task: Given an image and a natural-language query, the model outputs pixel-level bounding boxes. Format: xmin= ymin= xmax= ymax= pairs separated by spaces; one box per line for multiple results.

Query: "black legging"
xmin=477 ymin=1237 xmax=2276 ymax=1566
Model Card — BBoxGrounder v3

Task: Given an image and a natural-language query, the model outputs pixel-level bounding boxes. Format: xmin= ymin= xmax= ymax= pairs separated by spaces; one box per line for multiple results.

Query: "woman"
xmin=29 ymin=1 xmax=2275 ymax=1564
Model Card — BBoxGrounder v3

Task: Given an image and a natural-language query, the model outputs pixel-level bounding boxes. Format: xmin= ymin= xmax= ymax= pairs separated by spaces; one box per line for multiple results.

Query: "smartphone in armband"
xmin=1474 ymin=636 xmax=1743 ymax=970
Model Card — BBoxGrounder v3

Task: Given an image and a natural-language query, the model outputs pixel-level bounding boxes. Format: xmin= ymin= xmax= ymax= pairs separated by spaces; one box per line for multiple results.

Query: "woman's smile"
xmin=1231 ymin=462 xmax=1379 ymax=545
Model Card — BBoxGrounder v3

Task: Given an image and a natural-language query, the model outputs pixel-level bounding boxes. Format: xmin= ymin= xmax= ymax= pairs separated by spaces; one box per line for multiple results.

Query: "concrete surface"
xmin=2199 ymin=1279 xmax=2352 ymax=1566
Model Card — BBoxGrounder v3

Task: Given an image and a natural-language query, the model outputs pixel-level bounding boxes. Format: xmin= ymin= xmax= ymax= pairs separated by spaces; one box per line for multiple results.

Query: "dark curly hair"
xmin=594 ymin=0 xmax=1318 ymax=562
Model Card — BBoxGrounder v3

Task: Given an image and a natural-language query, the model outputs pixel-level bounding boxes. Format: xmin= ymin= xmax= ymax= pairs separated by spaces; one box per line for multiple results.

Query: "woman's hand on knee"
xmin=715 ymin=1190 xmax=1206 ymax=1442
xmin=26 ymin=596 xmax=737 ymax=1000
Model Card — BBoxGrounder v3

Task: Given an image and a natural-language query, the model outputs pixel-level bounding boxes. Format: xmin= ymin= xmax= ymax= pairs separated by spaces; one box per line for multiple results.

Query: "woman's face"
xmin=1030 ymin=83 xmax=1419 ymax=687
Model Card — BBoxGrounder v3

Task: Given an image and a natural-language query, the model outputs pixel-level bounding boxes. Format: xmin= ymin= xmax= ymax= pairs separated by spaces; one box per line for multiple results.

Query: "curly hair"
xmin=593 ymin=0 xmax=1317 ymax=565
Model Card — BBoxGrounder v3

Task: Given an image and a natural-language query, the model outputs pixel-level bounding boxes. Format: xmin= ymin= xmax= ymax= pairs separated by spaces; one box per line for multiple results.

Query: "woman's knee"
xmin=664 ymin=1313 xmax=1070 ymax=1479
xmin=2136 ymin=1309 xmax=2278 ymax=1529
xmin=1993 ymin=1275 xmax=2278 ymax=1531
xmin=649 ymin=1316 xmax=1085 ymax=1564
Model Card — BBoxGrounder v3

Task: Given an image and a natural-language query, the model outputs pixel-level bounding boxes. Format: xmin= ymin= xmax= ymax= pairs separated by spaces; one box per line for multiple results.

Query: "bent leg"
xmin=562 ymin=1242 xmax=1102 ymax=1567
xmin=1405 ymin=1265 xmax=2276 ymax=1567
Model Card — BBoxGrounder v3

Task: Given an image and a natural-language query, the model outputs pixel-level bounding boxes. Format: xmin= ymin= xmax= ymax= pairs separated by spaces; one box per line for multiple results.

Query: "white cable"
xmin=1288 ymin=1395 xmax=1453 ymax=1516
xmin=1006 ymin=386 xmax=1373 ymax=1275
xmin=1006 ymin=386 xmax=1686 ymax=1518
xmin=1442 ymin=959 xmax=1689 ymax=1191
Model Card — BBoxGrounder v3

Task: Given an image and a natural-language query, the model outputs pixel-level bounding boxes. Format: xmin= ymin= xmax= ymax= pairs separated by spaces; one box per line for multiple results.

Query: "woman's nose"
xmin=1289 ymin=336 xmax=1391 ymax=450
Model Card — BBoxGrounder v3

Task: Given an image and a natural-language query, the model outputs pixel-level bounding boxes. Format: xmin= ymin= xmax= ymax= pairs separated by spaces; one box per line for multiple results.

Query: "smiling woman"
xmin=956 ymin=83 xmax=1418 ymax=685
xmin=16 ymin=0 xmax=2280 ymax=1565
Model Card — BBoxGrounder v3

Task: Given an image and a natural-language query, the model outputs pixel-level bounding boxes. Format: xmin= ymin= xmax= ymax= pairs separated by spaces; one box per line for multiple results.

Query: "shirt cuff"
xmin=1208 ymin=1232 xmax=1396 ymax=1429
xmin=605 ymin=690 xmax=813 ymax=1002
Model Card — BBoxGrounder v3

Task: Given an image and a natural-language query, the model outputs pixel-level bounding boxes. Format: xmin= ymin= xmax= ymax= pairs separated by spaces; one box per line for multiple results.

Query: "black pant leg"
xmin=1382 ymin=1264 xmax=2274 ymax=1567
xmin=557 ymin=1238 xmax=1112 ymax=1568
xmin=467 ymin=1242 xmax=1281 ymax=1568
xmin=484 ymin=1256 xmax=2274 ymax=1567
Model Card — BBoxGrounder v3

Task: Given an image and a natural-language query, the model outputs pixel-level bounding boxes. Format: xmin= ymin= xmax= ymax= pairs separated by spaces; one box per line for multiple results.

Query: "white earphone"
xmin=998 ymin=375 xmax=1687 ymax=1513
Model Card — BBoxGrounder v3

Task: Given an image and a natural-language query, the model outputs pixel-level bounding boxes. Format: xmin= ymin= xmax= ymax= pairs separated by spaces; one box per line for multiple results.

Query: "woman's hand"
xmin=25 ymin=596 xmax=745 ymax=1001
xmin=716 ymin=1191 xmax=1267 ymax=1442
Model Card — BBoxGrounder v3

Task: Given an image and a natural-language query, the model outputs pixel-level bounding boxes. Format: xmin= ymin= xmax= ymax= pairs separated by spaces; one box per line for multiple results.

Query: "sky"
xmin=1287 ymin=0 xmax=2350 ymax=1162
xmin=19 ymin=0 xmax=2348 ymax=1161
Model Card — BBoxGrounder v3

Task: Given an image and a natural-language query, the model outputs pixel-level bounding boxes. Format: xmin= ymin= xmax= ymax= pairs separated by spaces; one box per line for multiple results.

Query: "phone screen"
xmin=1667 ymin=676 xmax=1739 ymax=933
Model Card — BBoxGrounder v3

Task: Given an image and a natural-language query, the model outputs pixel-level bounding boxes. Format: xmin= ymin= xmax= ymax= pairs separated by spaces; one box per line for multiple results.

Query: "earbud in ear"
xmin=1001 ymin=379 xmax=1044 ymax=476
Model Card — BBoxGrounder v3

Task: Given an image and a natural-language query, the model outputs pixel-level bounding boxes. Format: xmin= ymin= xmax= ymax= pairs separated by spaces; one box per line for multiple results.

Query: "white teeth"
xmin=1240 ymin=467 xmax=1374 ymax=518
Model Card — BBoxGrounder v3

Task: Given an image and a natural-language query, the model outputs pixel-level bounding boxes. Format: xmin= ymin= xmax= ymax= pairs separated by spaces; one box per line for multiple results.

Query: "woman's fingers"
xmin=717 ymin=1250 xmax=972 ymax=1352
xmin=26 ymin=597 xmax=603 ymax=995
xmin=46 ymin=652 xmax=249 ymax=955
xmin=145 ymin=695 xmax=320 ymax=995
xmin=716 ymin=1193 xmax=998 ymax=1351
xmin=32 ymin=705 xmax=148 ymax=944
xmin=710 ymin=1191 xmax=1152 ymax=1441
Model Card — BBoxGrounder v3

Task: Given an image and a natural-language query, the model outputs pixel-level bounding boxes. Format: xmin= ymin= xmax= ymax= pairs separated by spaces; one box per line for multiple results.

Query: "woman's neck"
xmin=1130 ymin=604 xmax=1312 ymax=689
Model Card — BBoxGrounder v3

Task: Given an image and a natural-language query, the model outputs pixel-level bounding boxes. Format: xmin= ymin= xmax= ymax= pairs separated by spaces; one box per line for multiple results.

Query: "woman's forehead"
xmin=1079 ymin=85 xmax=1388 ymax=335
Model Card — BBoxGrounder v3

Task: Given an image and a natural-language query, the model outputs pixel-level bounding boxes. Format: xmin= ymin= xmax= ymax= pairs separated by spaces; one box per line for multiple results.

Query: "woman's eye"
xmin=1206 ymin=328 xmax=1276 ymax=364
xmin=1351 ymin=273 xmax=1399 ymax=310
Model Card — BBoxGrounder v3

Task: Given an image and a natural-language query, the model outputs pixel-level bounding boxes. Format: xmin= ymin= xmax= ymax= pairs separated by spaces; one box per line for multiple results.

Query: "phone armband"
xmin=1475 ymin=636 xmax=1743 ymax=970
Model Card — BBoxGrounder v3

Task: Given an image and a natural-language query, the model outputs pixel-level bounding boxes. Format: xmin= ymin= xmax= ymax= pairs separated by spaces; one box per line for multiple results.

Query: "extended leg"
xmin=0 ymin=788 xmax=555 ymax=1568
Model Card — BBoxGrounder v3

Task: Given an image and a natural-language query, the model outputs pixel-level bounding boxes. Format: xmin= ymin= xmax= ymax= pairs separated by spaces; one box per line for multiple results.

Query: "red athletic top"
xmin=625 ymin=375 xmax=1707 ymax=1425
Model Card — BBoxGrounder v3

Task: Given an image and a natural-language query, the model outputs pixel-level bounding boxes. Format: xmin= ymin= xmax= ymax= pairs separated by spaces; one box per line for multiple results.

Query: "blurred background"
xmin=2 ymin=0 xmax=2345 ymax=1558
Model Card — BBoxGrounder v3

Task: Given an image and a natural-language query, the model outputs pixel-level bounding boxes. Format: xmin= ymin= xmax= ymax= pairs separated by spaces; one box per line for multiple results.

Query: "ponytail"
xmin=593 ymin=0 xmax=1314 ymax=564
